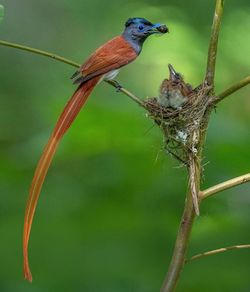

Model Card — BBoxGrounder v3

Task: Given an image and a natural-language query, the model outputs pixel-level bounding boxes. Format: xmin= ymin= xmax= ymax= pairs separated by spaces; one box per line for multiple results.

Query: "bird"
xmin=158 ymin=64 xmax=193 ymax=109
xmin=23 ymin=17 xmax=168 ymax=282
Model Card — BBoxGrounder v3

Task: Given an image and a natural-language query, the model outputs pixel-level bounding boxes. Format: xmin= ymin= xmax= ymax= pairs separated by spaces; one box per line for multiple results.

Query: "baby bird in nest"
xmin=158 ymin=64 xmax=193 ymax=109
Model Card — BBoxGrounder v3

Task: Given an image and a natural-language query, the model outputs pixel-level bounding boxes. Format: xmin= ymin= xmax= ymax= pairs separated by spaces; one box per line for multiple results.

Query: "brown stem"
xmin=200 ymin=173 xmax=250 ymax=200
xmin=215 ymin=76 xmax=250 ymax=103
xmin=105 ymin=80 xmax=146 ymax=108
xmin=161 ymin=152 xmax=200 ymax=292
xmin=0 ymin=39 xmax=80 ymax=67
xmin=205 ymin=0 xmax=224 ymax=88
xmin=161 ymin=190 xmax=196 ymax=292
xmin=186 ymin=244 xmax=250 ymax=263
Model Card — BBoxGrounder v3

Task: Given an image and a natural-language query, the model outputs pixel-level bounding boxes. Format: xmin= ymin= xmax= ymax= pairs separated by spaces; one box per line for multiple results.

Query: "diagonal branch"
xmin=186 ymin=244 xmax=250 ymax=263
xmin=215 ymin=76 xmax=250 ymax=103
xmin=0 ymin=39 xmax=80 ymax=67
xmin=0 ymin=39 xmax=145 ymax=107
xmin=205 ymin=0 xmax=224 ymax=88
xmin=106 ymin=80 xmax=146 ymax=108
xmin=200 ymin=173 xmax=250 ymax=200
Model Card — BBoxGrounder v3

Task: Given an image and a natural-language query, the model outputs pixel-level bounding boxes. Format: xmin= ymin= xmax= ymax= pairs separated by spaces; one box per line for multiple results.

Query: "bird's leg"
xmin=106 ymin=80 xmax=123 ymax=92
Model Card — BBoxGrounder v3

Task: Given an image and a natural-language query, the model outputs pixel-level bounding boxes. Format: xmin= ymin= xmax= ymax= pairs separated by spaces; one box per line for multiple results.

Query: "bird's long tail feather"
xmin=23 ymin=76 xmax=101 ymax=282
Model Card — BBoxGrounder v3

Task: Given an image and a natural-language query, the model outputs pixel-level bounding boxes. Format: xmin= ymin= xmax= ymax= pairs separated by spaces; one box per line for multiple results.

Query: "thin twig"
xmin=200 ymin=173 xmax=250 ymax=200
xmin=186 ymin=244 xmax=250 ymax=263
xmin=106 ymin=80 xmax=146 ymax=108
xmin=0 ymin=39 xmax=144 ymax=107
xmin=215 ymin=76 xmax=250 ymax=103
xmin=205 ymin=0 xmax=224 ymax=87
xmin=0 ymin=39 xmax=80 ymax=67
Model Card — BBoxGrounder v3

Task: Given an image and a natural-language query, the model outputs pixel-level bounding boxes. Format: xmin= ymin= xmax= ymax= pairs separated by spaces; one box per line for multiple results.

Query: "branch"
xmin=161 ymin=189 xmax=196 ymax=292
xmin=160 ymin=154 xmax=199 ymax=292
xmin=186 ymin=244 xmax=250 ymax=263
xmin=200 ymin=173 xmax=250 ymax=200
xmin=205 ymin=0 xmax=224 ymax=87
xmin=0 ymin=39 xmax=80 ymax=67
xmin=106 ymin=80 xmax=146 ymax=108
xmin=0 ymin=39 xmax=145 ymax=107
xmin=215 ymin=76 xmax=250 ymax=103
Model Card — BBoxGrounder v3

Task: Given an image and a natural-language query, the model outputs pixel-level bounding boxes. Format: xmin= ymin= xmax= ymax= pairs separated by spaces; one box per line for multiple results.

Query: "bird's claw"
xmin=106 ymin=80 xmax=123 ymax=92
xmin=112 ymin=80 xmax=123 ymax=92
xmin=116 ymin=85 xmax=122 ymax=92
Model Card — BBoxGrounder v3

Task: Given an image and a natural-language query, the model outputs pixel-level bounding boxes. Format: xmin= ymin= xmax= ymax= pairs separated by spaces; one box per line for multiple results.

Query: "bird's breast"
xmin=168 ymin=89 xmax=187 ymax=109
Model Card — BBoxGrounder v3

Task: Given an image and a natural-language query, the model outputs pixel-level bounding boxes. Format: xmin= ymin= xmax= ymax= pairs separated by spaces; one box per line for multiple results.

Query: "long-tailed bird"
xmin=23 ymin=17 xmax=168 ymax=282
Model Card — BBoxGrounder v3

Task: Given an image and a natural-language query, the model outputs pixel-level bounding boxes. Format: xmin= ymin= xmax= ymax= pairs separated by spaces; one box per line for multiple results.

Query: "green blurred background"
xmin=0 ymin=0 xmax=250 ymax=291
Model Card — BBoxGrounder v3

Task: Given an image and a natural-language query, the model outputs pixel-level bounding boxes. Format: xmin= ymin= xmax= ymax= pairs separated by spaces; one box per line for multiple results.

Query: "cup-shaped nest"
xmin=144 ymin=65 xmax=212 ymax=164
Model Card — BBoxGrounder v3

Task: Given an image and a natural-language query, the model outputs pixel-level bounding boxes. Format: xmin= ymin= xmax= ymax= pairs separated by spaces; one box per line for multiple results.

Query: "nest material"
xmin=145 ymin=84 xmax=212 ymax=164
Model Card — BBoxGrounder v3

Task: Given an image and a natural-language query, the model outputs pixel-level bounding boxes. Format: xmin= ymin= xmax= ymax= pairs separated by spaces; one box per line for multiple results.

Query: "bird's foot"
xmin=113 ymin=80 xmax=123 ymax=92
xmin=108 ymin=80 xmax=123 ymax=92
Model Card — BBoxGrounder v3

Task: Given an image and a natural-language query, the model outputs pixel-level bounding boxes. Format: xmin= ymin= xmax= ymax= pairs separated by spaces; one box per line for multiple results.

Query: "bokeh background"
xmin=0 ymin=0 xmax=250 ymax=291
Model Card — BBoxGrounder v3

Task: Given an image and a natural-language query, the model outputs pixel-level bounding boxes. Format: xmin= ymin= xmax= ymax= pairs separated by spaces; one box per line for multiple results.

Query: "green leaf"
xmin=0 ymin=5 xmax=4 ymax=24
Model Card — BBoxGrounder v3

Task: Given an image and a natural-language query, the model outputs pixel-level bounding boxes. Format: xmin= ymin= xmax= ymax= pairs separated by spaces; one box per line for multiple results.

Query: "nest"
xmin=144 ymin=83 xmax=212 ymax=165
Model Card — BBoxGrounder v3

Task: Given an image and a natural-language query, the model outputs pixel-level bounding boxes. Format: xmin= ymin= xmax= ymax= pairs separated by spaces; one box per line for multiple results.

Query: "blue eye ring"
xmin=138 ymin=25 xmax=144 ymax=31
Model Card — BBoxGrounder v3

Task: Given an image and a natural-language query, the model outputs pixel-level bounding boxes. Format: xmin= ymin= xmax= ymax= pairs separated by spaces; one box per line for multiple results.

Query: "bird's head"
xmin=123 ymin=17 xmax=168 ymax=42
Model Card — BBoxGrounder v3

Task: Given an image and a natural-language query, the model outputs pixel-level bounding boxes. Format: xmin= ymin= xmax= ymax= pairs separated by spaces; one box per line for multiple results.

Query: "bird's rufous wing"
xmin=72 ymin=35 xmax=137 ymax=84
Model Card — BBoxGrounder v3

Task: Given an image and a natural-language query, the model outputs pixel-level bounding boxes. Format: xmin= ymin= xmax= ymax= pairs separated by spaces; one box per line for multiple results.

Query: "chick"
xmin=158 ymin=64 xmax=193 ymax=109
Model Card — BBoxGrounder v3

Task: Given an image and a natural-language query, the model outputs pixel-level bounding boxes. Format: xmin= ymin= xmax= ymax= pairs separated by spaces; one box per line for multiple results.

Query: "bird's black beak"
xmin=147 ymin=23 xmax=169 ymax=34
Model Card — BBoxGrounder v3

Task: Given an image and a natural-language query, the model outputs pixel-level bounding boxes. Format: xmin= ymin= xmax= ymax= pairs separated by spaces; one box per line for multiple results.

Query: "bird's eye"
xmin=138 ymin=25 xmax=144 ymax=31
